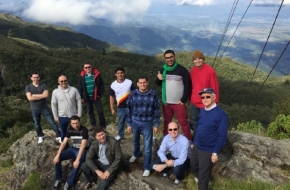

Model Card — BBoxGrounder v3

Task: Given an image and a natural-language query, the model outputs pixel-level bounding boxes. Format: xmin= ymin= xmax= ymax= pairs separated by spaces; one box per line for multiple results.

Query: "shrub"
xmin=233 ymin=120 xmax=265 ymax=136
xmin=266 ymin=114 xmax=290 ymax=140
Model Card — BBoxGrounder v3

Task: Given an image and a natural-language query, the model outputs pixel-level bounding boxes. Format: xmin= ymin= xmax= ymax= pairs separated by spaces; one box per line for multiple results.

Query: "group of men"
xmin=25 ymin=49 xmax=228 ymax=190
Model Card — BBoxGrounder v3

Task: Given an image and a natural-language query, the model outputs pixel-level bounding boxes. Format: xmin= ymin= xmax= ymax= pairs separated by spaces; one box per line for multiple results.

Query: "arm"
xmin=110 ymin=96 xmax=115 ymax=115
xmin=97 ymin=74 xmax=105 ymax=97
xmin=157 ymin=137 xmax=168 ymax=162
xmin=213 ymin=112 xmax=229 ymax=154
xmin=181 ymin=68 xmax=191 ymax=103
xmin=126 ymin=94 xmax=133 ymax=127
xmin=53 ymin=137 xmax=69 ymax=165
xmin=26 ymin=90 xmax=49 ymax=101
xmin=73 ymin=139 xmax=87 ymax=169
xmin=106 ymin=140 xmax=122 ymax=174
xmin=85 ymin=141 xmax=100 ymax=172
xmin=210 ymin=70 xmax=220 ymax=103
xmin=153 ymin=93 xmax=161 ymax=127
xmin=78 ymin=77 xmax=84 ymax=100
xmin=75 ymin=90 xmax=82 ymax=117
xmin=172 ymin=140 xmax=189 ymax=167
xmin=51 ymin=90 xmax=58 ymax=121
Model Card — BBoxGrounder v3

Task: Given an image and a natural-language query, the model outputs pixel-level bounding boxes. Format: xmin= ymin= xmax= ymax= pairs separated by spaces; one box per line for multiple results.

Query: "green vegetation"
xmin=21 ymin=173 xmax=41 ymax=190
xmin=266 ymin=114 xmax=290 ymax=139
xmin=233 ymin=120 xmax=265 ymax=136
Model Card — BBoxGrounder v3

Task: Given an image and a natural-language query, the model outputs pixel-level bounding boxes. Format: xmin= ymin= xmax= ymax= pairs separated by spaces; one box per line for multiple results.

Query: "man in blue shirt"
xmin=150 ymin=121 xmax=189 ymax=187
xmin=190 ymin=88 xmax=229 ymax=190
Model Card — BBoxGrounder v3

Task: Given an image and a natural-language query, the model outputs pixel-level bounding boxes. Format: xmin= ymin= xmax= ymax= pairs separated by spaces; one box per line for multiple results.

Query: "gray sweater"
xmin=51 ymin=85 xmax=82 ymax=119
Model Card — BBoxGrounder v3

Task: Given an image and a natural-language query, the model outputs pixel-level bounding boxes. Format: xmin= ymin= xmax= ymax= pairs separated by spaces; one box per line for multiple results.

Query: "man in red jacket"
xmin=78 ymin=62 xmax=106 ymax=131
xmin=190 ymin=50 xmax=219 ymax=135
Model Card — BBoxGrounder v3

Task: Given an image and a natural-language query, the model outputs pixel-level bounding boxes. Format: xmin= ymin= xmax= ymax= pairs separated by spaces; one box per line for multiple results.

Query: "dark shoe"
xmin=161 ymin=172 xmax=169 ymax=180
xmin=63 ymin=182 xmax=70 ymax=190
xmin=52 ymin=179 xmax=62 ymax=189
xmin=84 ymin=182 xmax=92 ymax=189
xmin=173 ymin=179 xmax=182 ymax=187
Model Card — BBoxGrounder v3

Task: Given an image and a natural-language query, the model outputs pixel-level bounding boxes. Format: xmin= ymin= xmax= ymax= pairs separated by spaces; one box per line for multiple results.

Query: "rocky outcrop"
xmin=1 ymin=129 xmax=290 ymax=190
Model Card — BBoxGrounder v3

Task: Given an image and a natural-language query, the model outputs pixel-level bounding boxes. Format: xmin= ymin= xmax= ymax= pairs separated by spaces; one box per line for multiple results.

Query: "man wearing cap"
xmin=155 ymin=49 xmax=192 ymax=140
xmin=190 ymin=88 xmax=228 ymax=190
xmin=190 ymin=50 xmax=219 ymax=134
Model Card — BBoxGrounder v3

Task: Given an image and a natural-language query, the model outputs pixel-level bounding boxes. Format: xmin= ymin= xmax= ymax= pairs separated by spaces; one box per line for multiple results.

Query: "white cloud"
xmin=174 ymin=0 xmax=290 ymax=6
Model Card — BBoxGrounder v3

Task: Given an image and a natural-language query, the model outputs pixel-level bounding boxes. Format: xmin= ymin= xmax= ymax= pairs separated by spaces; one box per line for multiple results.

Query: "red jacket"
xmin=190 ymin=63 xmax=219 ymax=108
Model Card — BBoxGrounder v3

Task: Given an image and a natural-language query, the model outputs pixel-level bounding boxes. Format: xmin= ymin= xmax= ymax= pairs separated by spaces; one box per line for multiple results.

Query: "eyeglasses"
xmin=59 ymin=80 xmax=67 ymax=83
xmin=165 ymin=56 xmax=174 ymax=60
xmin=168 ymin=128 xmax=178 ymax=131
xmin=84 ymin=66 xmax=91 ymax=69
xmin=201 ymin=96 xmax=211 ymax=99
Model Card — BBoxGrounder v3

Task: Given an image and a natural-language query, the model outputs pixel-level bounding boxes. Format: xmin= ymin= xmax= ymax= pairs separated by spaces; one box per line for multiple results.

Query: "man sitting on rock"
xmin=81 ymin=127 xmax=123 ymax=190
xmin=150 ymin=121 xmax=190 ymax=187
xmin=190 ymin=88 xmax=228 ymax=190
xmin=52 ymin=115 xmax=89 ymax=190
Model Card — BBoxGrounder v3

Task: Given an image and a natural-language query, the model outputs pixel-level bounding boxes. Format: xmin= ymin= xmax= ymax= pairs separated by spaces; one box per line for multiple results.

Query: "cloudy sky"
xmin=0 ymin=0 xmax=289 ymax=25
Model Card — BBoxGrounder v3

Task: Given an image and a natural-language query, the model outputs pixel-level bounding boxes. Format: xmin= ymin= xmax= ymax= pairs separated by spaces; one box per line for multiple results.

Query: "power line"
xmin=213 ymin=0 xmax=253 ymax=69
xmin=212 ymin=0 xmax=239 ymax=68
xmin=249 ymin=0 xmax=285 ymax=84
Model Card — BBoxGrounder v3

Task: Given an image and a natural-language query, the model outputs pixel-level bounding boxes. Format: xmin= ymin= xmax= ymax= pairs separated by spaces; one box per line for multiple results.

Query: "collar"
xmin=205 ymin=103 xmax=217 ymax=111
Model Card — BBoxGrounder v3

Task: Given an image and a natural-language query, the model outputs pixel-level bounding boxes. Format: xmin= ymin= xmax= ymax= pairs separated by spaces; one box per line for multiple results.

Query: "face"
xmin=201 ymin=93 xmax=216 ymax=108
xmin=193 ymin=57 xmax=205 ymax=67
xmin=83 ymin=64 xmax=92 ymax=74
xmin=31 ymin=74 xmax=40 ymax=84
xmin=58 ymin=76 xmax=68 ymax=89
xmin=115 ymin=70 xmax=125 ymax=81
xmin=70 ymin=119 xmax=80 ymax=130
xmin=95 ymin=131 xmax=106 ymax=143
xmin=168 ymin=122 xmax=179 ymax=139
xmin=164 ymin=53 xmax=175 ymax=67
xmin=137 ymin=78 xmax=149 ymax=92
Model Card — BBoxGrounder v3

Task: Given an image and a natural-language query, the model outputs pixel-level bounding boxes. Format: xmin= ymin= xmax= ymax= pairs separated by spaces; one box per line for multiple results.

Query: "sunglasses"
xmin=201 ymin=96 xmax=211 ymax=99
xmin=59 ymin=80 xmax=67 ymax=83
xmin=168 ymin=128 xmax=178 ymax=131
xmin=84 ymin=66 xmax=91 ymax=69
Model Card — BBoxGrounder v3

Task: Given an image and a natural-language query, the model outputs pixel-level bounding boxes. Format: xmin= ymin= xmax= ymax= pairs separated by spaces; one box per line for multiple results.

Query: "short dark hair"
xmin=137 ymin=75 xmax=148 ymax=82
xmin=70 ymin=115 xmax=80 ymax=122
xmin=164 ymin=50 xmax=175 ymax=57
xmin=31 ymin=72 xmax=40 ymax=77
xmin=93 ymin=127 xmax=105 ymax=136
xmin=115 ymin=66 xmax=125 ymax=73
xmin=83 ymin=62 xmax=92 ymax=66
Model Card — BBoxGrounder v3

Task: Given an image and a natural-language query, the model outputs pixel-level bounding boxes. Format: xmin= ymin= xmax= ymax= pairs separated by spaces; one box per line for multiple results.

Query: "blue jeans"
xmin=132 ymin=121 xmax=153 ymax=170
xmin=55 ymin=147 xmax=87 ymax=186
xmin=190 ymin=103 xmax=200 ymax=133
xmin=86 ymin=98 xmax=106 ymax=128
xmin=150 ymin=153 xmax=190 ymax=180
xmin=59 ymin=117 xmax=70 ymax=141
xmin=117 ymin=108 xmax=127 ymax=138
xmin=31 ymin=107 xmax=60 ymax=137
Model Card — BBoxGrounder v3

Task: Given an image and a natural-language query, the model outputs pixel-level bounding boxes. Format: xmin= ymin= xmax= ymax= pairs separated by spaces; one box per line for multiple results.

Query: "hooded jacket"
xmin=78 ymin=68 xmax=104 ymax=101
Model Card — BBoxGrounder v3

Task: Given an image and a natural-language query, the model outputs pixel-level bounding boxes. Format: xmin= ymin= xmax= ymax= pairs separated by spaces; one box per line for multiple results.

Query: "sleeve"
xmin=173 ymin=139 xmax=189 ymax=167
xmin=107 ymin=140 xmax=122 ymax=174
xmin=153 ymin=92 xmax=161 ymax=127
xmin=78 ymin=77 xmax=84 ymax=99
xmin=75 ymin=89 xmax=82 ymax=117
xmin=25 ymin=85 xmax=30 ymax=93
xmin=157 ymin=136 xmax=168 ymax=162
xmin=85 ymin=142 xmax=100 ymax=172
xmin=181 ymin=67 xmax=191 ymax=103
xmin=98 ymin=74 xmax=105 ymax=96
xmin=82 ymin=127 xmax=89 ymax=140
xmin=210 ymin=70 xmax=220 ymax=103
xmin=51 ymin=90 xmax=58 ymax=119
xmin=213 ymin=112 xmax=229 ymax=154
xmin=110 ymin=87 xmax=116 ymax=97
xmin=130 ymin=83 xmax=136 ymax=91
xmin=126 ymin=93 xmax=133 ymax=126
xmin=42 ymin=83 xmax=48 ymax=90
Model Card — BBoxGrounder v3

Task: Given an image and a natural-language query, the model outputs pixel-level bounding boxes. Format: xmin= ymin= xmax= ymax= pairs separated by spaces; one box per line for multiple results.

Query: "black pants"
xmin=81 ymin=161 xmax=118 ymax=190
xmin=190 ymin=147 xmax=213 ymax=190
xmin=86 ymin=98 xmax=106 ymax=128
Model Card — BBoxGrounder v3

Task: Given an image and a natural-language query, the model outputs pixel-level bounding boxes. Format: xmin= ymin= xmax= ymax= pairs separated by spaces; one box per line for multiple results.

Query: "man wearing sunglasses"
xmin=78 ymin=62 xmax=106 ymax=131
xmin=150 ymin=122 xmax=190 ymax=187
xmin=190 ymin=88 xmax=228 ymax=190
xmin=51 ymin=75 xmax=82 ymax=142
xmin=190 ymin=50 xmax=219 ymax=135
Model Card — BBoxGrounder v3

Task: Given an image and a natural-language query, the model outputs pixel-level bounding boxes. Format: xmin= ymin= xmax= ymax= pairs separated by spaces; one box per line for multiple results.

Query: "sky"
xmin=0 ymin=0 xmax=289 ymax=25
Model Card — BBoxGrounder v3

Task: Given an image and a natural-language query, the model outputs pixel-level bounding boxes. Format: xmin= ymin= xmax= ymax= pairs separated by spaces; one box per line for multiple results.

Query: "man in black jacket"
xmin=78 ymin=62 xmax=106 ymax=130
xmin=81 ymin=127 xmax=123 ymax=190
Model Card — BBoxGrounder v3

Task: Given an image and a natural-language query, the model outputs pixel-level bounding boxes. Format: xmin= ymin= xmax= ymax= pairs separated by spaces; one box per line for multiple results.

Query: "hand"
xmin=157 ymin=71 xmax=164 ymax=80
xmin=95 ymin=170 xmax=104 ymax=178
xmin=111 ymin=109 xmax=115 ymax=115
xmin=211 ymin=154 xmax=219 ymax=163
xmin=101 ymin=171 xmax=110 ymax=179
xmin=166 ymin=160 xmax=174 ymax=167
xmin=54 ymin=118 xmax=59 ymax=123
xmin=73 ymin=159 xmax=80 ymax=169
xmin=53 ymin=156 xmax=59 ymax=165
xmin=127 ymin=126 xmax=132 ymax=133
xmin=190 ymin=144 xmax=194 ymax=149
xmin=81 ymin=99 xmax=85 ymax=104
xmin=153 ymin=127 xmax=158 ymax=135
xmin=178 ymin=101 xmax=184 ymax=105
xmin=155 ymin=164 xmax=166 ymax=172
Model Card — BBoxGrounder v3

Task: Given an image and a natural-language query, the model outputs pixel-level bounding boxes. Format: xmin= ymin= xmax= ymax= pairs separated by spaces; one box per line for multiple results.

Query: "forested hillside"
xmin=1 ymin=14 xmax=290 ymax=153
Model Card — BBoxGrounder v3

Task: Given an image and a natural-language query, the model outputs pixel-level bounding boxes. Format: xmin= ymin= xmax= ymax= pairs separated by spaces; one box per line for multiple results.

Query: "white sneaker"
xmin=115 ymin=135 xmax=121 ymax=141
xmin=194 ymin=177 xmax=198 ymax=183
xmin=38 ymin=137 xmax=44 ymax=144
xmin=142 ymin=170 xmax=150 ymax=177
xmin=152 ymin=136 xmax=157 ymax=142
xmin=55 ymin=137 xmax=62 ymax=144
xmin=129 ymin=155 xmax=137 ymax=163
